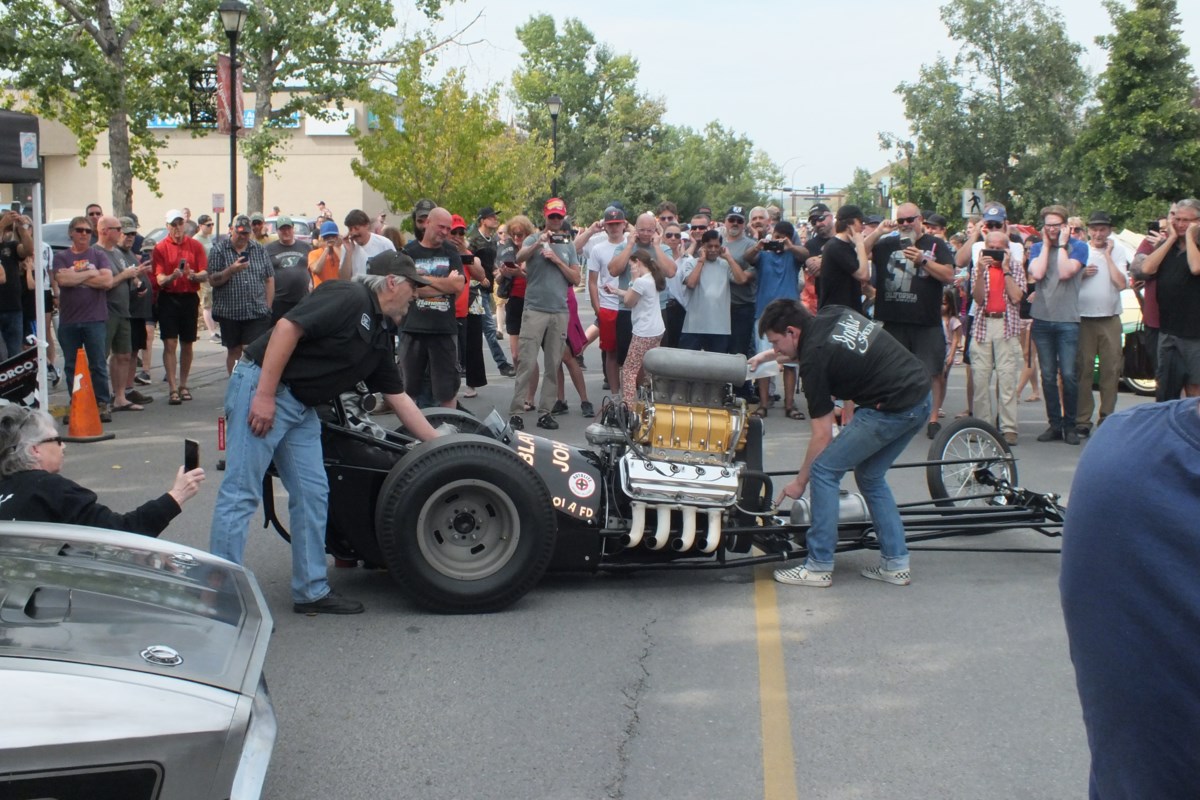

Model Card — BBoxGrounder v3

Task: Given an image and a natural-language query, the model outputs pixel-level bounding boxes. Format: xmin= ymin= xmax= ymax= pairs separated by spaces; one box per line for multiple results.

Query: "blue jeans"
xmin=58 ymin=320 xmax=111 ymax=405
xmin=482 ymin=293 xmax=508 ymax=367
xmin=209 ymin=361 xmax=332 ymax=604
xmin=804 ymin=393 xmax=931 ymax=572
xmin=679 ymin=332 xmax=731 ymax=353
xmin=0 ymin=310 xmax=23 ymax=359
xmin=1031 ymin=319 xmax=1080 ymax=432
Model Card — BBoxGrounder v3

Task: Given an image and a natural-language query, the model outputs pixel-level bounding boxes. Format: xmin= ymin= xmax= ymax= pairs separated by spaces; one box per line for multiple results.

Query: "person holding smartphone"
xmin=207 ymin=215 xmax=274 ymax=378
xmin=969 ymin=227 xmax=1026 ymax=445
xmin=0 ymin=407 xmax=205 ymax=535
xmin=152 ymin=209 xmax=207 ymax=405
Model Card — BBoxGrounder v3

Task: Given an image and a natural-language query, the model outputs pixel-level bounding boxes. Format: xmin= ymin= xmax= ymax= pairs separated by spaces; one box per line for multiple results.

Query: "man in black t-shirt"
xmin=752 ymin=299 xmax=931 ymax=589
xmin=866 ymin=202 xmax=956 ymax=438
xmin=209 ymin=251 xmax=441 ymax=616
xmin=401 ymin=207 xmax=466 ymax=408
xmin=803 ymin=203 xmax=835 ymax=300
xmin=817 ymin=205 xmax=869 ymax=311
xmin=263 ymin=216 xmax=312 ymax=321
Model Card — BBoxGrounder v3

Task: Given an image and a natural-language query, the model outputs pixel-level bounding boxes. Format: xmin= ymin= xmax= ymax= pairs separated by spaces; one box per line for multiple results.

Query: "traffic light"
xmin=820 ymin=183 xmax=825 ymax=195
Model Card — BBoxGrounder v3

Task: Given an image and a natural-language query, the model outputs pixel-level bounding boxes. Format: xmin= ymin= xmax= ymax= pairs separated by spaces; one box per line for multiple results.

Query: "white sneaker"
xmin=774 ymin=564 xmax=832 ymax=587
xmin=860 ymin=565 xmax=911 ymax=586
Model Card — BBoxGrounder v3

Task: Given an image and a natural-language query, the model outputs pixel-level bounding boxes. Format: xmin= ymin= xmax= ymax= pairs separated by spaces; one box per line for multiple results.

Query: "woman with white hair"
xmin=0 ymin=406 xmax=205 ymax=536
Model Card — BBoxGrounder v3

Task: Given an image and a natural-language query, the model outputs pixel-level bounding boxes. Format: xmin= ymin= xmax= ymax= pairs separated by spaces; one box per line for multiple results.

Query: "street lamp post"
xmin=219 ymin=0 xmax=248 ymax=219
xmin=546 ymin=94 xmax=562 ymax=197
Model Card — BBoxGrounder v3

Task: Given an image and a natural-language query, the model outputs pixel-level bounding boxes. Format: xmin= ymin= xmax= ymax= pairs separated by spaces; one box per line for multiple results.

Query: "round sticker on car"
xmin=569 ymin=471 xmax=596 ymax=498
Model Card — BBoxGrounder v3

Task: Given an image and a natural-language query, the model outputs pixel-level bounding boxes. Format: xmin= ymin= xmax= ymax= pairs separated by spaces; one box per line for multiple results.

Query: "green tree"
xmin=235 ymin=0 xmax=451 ymax=215
xmin=843 ymin=167 xmax=887 ymax=217
xmin=1073 ymin=0 xmax=1200 ymax=225
xmin=886 ymin=0 xmax=1090 ymax=222
xmin=350 ymin=43 xmax=554 ymax=226
xmin=0 ymin=0 xmax=212 ymax=215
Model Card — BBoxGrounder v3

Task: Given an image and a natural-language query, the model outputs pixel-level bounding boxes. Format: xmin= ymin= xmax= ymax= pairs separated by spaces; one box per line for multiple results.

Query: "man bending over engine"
xmin=750 ymin=299 xmax=931 ymax=588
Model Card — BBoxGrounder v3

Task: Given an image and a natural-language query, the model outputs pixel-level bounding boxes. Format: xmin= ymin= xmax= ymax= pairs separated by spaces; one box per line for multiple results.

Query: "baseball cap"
xmin=249 ymin=212 xmax=265 ymax=223
xmin=276 ymin=215 xmax=294 ymax=229
xmin=165 ymin=208 xmax=184 ymax=224
xmin=982 ymin=203 xmax=1007 ymax=223
xmin=319 ymin=220 xmax=339 ymax=238
xmin=926 ymin=213 xmax=949 ymax=228
xmin=1087 ymin=210 xmax=1113 ymax=226
xmin=450 ymin=214 xmax=468 ymax=232
xmin=836 ymin=205 xmax=864 ymax=223
xmin=808 ymin=203 xmax=831 ymax=220
xmin=864 ymin=214 xmax=884 ymax=226
xmin=544 ymin=198 xmax=567 ymax=217
xmin=233 ymin=215 xmax=252 ymax=233
xmin=603 ymin=207 xmax=626 ymax=223
xmin=197 ymin=214 xmax=212 ymax=226
xmin=119 ymin=216 xmax=138 ymax=233
xmin=413 ymin=198 xmax=435 ymax=219
xmin=367 ymin=250 xmax=432 ymax=285
xmin=477 ymin=206 xmax=498 ymax=221
xmin=726 ymin=205 xmax=746 ymax=220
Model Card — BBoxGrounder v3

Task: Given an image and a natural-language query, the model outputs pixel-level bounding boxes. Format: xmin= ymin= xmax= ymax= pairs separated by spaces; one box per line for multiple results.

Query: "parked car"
xmin=38 ymin=219 xmax=72 ymax=253
xmin=266 ymin=216 xmax=316 ymax=245
xmin=0 ymin=522 xmax=276 ymax=800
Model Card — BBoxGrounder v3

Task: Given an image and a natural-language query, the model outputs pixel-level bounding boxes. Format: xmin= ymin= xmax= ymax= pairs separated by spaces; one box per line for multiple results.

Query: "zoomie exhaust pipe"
xmin=698 ymin=508 xmax=723 ymax=553
xmin=671 ymin=506 xmax=698 ymax=551
xmin=646 ymin=505 xmax=672 ymax=551
xmin=624 ymin=501 xmax=648 ymax=548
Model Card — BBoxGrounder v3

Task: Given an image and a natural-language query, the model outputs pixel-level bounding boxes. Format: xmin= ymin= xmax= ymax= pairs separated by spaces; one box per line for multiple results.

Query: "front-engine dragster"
xmin=262 ymin=348 xmax=1064 ymax=613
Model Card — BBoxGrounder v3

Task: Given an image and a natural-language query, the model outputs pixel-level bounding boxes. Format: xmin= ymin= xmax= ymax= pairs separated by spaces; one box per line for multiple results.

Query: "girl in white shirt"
xmin=610 ymin=251 xmax=666 ymax=405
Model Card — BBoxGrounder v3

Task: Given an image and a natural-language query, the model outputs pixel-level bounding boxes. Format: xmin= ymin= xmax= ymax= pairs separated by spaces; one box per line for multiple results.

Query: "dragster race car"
xmin=263 ymin=347 xmax=1065 ymax=613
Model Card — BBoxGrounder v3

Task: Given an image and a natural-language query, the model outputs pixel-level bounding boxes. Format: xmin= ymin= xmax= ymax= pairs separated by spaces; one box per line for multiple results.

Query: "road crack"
xmin=606 ymin=617 xmax=655 ymax=799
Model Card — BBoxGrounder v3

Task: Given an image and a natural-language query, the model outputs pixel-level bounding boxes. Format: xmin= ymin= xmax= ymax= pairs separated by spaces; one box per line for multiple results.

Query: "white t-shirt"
xmin=630 ymin=273 xmax=665 ymax=338
xmin=589 ymin=238 xmax=624 ymax=312
xmin=347 ymin=232 xmax=396 ymax=277
xmin=1078 ymin=241 xmax=1131 ymax=318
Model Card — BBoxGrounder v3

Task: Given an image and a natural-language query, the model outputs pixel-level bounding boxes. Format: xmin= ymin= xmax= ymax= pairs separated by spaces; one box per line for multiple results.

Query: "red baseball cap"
xmin=450 ymin=214 xmax=467 ymax=231
xmin=543 ymin=198 xmax=567 ymax=217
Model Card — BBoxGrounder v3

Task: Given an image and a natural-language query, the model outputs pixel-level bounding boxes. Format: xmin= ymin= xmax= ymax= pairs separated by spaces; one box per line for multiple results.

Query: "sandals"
xmin=523 ymin=401 xmax=535 ymax=412
xmin=785 ymin=407 xmax=805 ymax=420
xmin=169 ymin=390 xmax=182 ymax=405
xmin=752 ymin=406 xmax=769 ymax=418
xmin=462 ymin=390 xmax=479 ymax=399
xmin=179 ymin=387 xmax=193 ymax=401
xmin=112 ymin=403 xmax=144 ymax=412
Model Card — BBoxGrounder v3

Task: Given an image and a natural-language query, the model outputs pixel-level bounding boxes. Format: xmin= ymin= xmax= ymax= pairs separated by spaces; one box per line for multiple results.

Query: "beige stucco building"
xmin=13 ymin=97 xmax=390 ymax=227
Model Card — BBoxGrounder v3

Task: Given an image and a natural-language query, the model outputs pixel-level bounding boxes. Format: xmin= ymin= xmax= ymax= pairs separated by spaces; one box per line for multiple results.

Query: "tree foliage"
xmin=510 ymin=14 xmax=771 ymax=222
xmin=843 ymin=167 xmax=888 ymax=217
xmin=350 ymin=42 xmax=554 ymax=227
xmin=886 ymin=0 xmax=1090 ymax=222
xmin=0 ymin=0 xmax=213 ymax=215
xmin=1073 ymin=0 xmax=1200 ymax=225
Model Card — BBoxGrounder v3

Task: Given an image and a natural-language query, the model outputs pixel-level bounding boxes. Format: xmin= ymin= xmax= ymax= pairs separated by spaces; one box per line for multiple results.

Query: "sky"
xmin=399 ymin=0 xmax=1200 ymax=193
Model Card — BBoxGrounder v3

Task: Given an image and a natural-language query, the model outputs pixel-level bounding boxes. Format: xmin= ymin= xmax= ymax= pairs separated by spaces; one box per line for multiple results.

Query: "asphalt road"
xmin=50 ymin=323 xmax=1142 ymax=800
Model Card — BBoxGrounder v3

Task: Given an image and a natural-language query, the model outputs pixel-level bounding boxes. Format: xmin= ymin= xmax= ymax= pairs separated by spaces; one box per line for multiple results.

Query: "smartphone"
xmin=982 ymin=248 xmax=1007 ymax=263
xmin=184 ymin=438 xmax=200 ymax=472
xmin=898 ymin=237 xmax=914 ymax=250
xmin=1147 ymin=221 xmax=1161 ymax=234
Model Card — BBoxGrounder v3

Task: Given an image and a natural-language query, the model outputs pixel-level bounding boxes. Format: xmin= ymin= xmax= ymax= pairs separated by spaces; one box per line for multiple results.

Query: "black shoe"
xmin=293 ymin=591 xmax=364 ymax=615
xmin=498 ymin=363 xmax=516 ymax=377
xmin=536 ymin=413 xmax=559 ymax=430
xmin=551 ymin=399 xmax=569 ymax=415
xmin=602 ymin=378 xmax=610 ymax=391
xmin=580 ymin=400 xmax=595 ymax=418
xmin=1076 ymin=425 xmax=1091 ymax=438
xmin=125 ymin=389 xmax=153 ymax=405
xmin=1063 ymin=427 xmax=1080 ymax=445
xmin=927 ymin=421 xmax=941 ymax=439
xmin=509 ymin=414 xmax=525 ymax=430
xmin=1036 ymin=427 xmax=1063 ymax=442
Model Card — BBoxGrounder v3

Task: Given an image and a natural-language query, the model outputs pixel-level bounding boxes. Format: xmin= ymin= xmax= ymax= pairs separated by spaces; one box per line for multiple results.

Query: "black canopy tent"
xmin=0 ymin=110 xmax=49 ymax=410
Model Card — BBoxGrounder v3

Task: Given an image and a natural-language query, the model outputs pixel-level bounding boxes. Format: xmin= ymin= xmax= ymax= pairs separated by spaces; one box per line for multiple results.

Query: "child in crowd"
xmin=609 ymin=251 xmax=665 ymax=406
xmin=938 ymin=287 xmax=963 ymax=425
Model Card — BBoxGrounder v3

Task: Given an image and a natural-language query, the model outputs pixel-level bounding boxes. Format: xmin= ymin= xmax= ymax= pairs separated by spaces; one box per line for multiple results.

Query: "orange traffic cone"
xmin=64 ymin=347 xmax=115 ymax=443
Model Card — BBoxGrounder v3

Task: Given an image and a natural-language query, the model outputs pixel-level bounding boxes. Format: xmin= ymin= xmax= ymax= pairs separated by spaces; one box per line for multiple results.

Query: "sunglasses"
xmin=896 ymin=215 xmax=919 ymax=224
xmin=72 ymin=227 xmax=92 ymax=234
xmin=690 ymin=225 xmax=708 ymax=231
xmin=727 ymin=217 xmax=745 ymax=224
xmin=664 ymin=233 xmax=682 ymax=239
xmin=984 ymin=221 xmax=1005 ymax=230
xmin=87 ymin=212 xmax=102 ymax=217
xmin=38 ymin=436 xmax=63 ymax=446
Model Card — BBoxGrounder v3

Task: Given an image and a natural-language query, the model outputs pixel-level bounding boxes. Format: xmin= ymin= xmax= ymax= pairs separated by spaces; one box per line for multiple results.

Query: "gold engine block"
xmin=634 ymin=402 xmax=747 ymax=464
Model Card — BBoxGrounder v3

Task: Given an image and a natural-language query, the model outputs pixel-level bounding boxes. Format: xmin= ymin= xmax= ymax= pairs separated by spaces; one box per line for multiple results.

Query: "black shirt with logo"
xmin=798 ymin=305 xmax=932 ymax=419
xmin=818 ymin=237 xmax=863 ymax=312
xmin=243 ymin=280 xmax=404 ymax=406
xmin=264 ymin=240 xmax=312 ymax=320
xmin=870 ymin=233 xmax=954 ymax=326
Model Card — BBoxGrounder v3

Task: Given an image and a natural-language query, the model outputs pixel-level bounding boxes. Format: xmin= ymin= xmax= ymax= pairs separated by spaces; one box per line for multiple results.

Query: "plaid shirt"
xmin=971 ymin=241 xmax=1026 ymax=342
xmin=209 ymin=238 xmax=274 ymax=321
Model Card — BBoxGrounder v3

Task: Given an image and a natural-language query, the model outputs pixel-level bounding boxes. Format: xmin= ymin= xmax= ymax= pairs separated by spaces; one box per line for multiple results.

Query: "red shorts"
xmin=598 ymin=307 xmax=618 ymax=352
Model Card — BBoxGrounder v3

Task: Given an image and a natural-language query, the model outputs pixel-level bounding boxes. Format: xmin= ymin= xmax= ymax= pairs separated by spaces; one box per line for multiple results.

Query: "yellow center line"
xmin=755 ymin=566 xmax=799 ymax=800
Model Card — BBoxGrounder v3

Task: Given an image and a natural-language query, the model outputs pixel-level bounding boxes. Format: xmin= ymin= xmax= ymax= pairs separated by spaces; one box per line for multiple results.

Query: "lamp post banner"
xmin=216 ymin=54 xmax=245 ymax=137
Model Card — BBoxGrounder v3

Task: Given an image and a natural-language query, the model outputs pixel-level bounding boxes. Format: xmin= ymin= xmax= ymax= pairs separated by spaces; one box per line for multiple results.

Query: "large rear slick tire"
xmin=375 ymin=435 xmax=556 ymax=613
